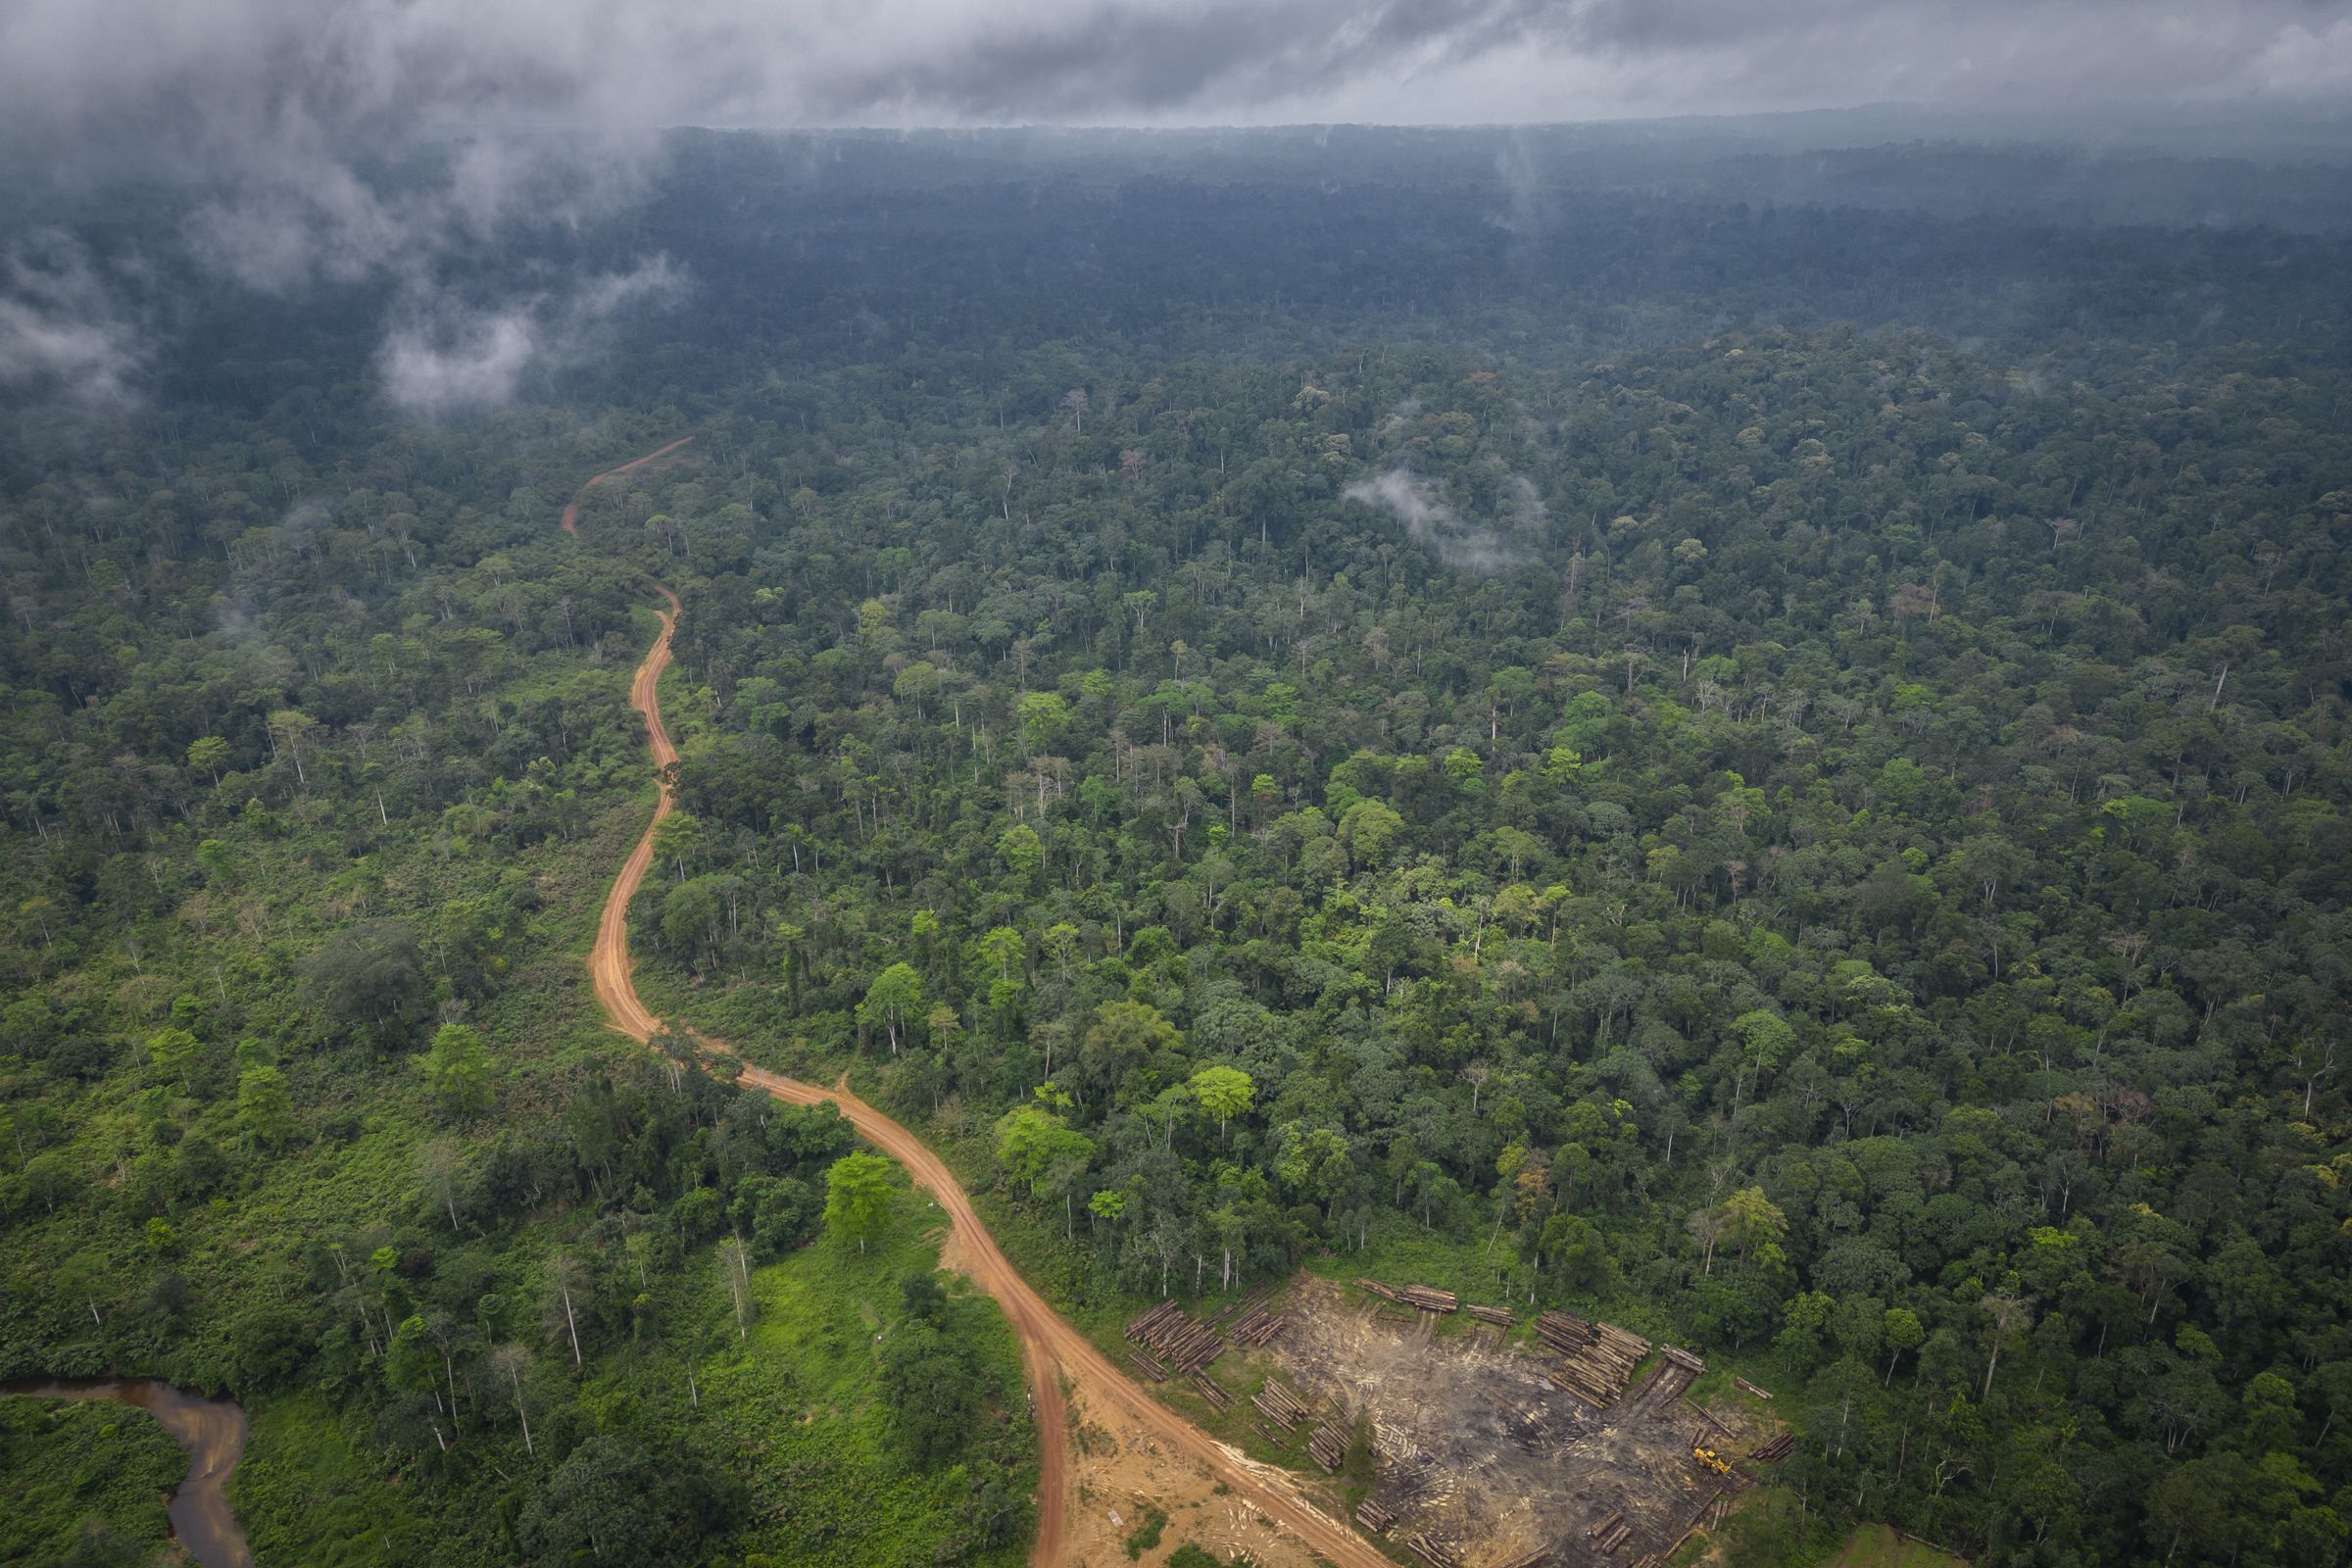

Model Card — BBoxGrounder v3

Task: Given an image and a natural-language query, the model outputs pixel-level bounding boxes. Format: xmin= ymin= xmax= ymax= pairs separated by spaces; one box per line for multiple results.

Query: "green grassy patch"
xmin=230 ymin=1392 xmax=422 ymax=1566
xmin=685 ymin=1186 xmax=1035 ymax=1568
xmin=1819 ymin=1523 xmax=1970 ymax=1568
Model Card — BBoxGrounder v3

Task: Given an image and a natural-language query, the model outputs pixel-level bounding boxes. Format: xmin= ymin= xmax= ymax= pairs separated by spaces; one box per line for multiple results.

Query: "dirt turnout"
xmin=572 ymin=445 xmax=1387 ymax=1568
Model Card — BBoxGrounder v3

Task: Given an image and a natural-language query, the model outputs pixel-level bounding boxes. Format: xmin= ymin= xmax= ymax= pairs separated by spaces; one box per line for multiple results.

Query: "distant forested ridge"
xmin=3 ymin=127 xmax=2350 ymax=1566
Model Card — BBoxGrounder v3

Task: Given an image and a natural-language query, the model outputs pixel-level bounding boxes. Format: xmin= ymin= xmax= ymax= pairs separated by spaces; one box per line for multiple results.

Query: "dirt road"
xmin=571 ymin=442 xmax=1390 ymax=1568
xmin=559 ymin=435 xmax=696 ymax=533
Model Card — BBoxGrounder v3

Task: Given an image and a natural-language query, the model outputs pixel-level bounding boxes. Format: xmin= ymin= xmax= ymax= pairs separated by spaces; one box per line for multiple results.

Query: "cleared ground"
xmin=1237 ymin=1277 xmax=1755 ymax=1567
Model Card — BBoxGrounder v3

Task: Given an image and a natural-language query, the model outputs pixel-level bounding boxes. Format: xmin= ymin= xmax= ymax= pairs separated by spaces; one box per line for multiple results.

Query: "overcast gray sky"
xmin=4 ymin=0 xmax=2347 ymax=160
xmin=3 ymin=0 xmax=2347 ymax=408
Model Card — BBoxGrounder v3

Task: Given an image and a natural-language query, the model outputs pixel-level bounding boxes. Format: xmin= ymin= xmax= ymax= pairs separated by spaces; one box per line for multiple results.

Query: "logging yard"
xmin=1125 ymin=1275 xmax=1788 ymax=1568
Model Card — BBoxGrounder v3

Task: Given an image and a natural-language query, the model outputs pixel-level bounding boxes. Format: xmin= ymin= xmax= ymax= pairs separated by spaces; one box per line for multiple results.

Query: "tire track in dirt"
xmin=568 ymin=441 xmax=1390 ymax=1568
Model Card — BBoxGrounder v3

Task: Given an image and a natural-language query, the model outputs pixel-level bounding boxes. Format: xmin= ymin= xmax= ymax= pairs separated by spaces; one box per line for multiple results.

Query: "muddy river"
xmin=1 ymin=1377 xmax=253 ymax=1568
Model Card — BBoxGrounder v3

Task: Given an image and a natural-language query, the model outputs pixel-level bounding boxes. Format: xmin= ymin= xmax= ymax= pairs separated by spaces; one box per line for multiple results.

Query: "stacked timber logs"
xmin=1206 ymin=1284 xmax=1271 ymax=1329
xmin=1356 ymin=1279 xmax=1400 ymax=1302
xmin=1538 ymin=1311 xmax=1651 ymax=1408
xmin=1588 ymin=1510 xmax=1624 ymax=1542
xmin=1229 ymin=1298 xmax=1288 ymax=1347
xmin=1405 ymin=1531 xmax=1464 ymax=1568
xmin=1129 ymin=1349 xmax=1168 ymax=1382
xmin=1306 ymin=1419 xmax=1348 ymax=1472
xmin=1595 ymin=1519 xmax=1634 ymax=1554
xmin=1400 ymin=1285 xmax=1459 ymax=1314
xmin=1252 ymin=1380 xmax=1313 ymax=1434
xmin=1732 ymin=1376 xmax=1774 ymax=1399
xmin=1126 ymin=1300 xmax=1224 ymax=1376
xmin=1535 ymin=1310 xmax=1593 ymax=1353
xmin=1752 ymin=1431 xmax=1795 ymax=1461
xmin=1355 ymin=1498 xmax=1396 ymax=1535
xmin=1465 ymin=1303 xmax=1513 ymax=1326
xmin=1190 ymin=1372 xmax=1235 ymax=1412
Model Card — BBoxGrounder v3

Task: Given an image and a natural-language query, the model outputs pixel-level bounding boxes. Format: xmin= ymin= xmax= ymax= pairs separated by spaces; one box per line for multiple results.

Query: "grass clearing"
xmin=1820 ymin=1523 xmax=1970 ymax=1568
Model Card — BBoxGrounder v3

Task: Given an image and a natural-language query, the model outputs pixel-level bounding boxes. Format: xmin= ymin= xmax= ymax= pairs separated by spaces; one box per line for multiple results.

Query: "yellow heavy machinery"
xmin=1690 ymin=1441 xmax=1733 ymax=1477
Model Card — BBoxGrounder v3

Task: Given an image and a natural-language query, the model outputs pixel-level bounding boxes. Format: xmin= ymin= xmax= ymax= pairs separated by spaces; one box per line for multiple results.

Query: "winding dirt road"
xmin=568 ymin=442 xmax=1390 ymax=1568
xmin=559 ymin=435 xmax=695 ymax=533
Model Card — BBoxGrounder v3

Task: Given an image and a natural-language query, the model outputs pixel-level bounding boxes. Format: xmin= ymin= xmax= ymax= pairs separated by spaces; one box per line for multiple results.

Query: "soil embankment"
xmin=571 ymin=440 xmax=1390 ymax=1568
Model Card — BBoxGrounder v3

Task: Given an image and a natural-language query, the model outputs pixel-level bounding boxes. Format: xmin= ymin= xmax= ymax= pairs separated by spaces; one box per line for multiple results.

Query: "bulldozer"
xmin=1690 ymin=1441 xmax=1734 ymax=1477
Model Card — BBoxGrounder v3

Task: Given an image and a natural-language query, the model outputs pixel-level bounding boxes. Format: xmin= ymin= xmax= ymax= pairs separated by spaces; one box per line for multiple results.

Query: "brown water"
xmin=2 ymin=1377 xmax=253 ymax=1568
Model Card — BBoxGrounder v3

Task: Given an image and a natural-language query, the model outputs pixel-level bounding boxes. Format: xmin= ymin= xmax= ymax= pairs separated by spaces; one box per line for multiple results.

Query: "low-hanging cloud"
xmin=1 ymin=0 xmax=2345 ymax=405
xmin=0 ymin=233 xmax=147 ymax=405
xmin=1346 ymin=467 xmax=1537 ymax=575
xmin=376 ymin=257 xmax=685 ymax=416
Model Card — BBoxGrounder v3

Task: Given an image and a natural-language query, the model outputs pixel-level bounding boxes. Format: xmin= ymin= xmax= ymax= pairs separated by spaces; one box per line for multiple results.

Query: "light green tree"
xmin=1017 ymin=691 xmax=1071 ymax=754
xmin=1337 ymin=798 xmax=1405 ymax=868
xmin=998 ymin=822 xmax=1044 ymax=878
xmin=236 ymin=1063 xmax=294 ymax=1148
xmin=420 ymin=1023 xmax=493 ymax=1116
xmin=144 ymin=1026 xmax=200 ymax=1093
xmin=824 ymin=1152 xmax=897 ymax=1253
xmin=1720 ymin=1186 xmax=1789 ymax=1265
xmin=975 ymin=926 xmax=1026 ymax=983
xmin=1729 ymin=1009 xmax=1795 ymax=1105
xmin=1883 ymin=1306 xmax=1926 ymax=1385
xmin=1188 ymin=1064 xmax=1255 ymax=1142
xmin=858 ymin=962 xmax=924 ymax=1055
xmin=651 ymin=809 xmax=704 ymax=880
xmin=187 ymin=735 xmax=229 ymax=783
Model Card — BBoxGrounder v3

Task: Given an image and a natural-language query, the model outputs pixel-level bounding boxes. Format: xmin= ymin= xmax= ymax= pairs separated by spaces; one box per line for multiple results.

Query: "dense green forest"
xmin=0 ymin=398 xmax=1037 ymax=1564
xmin=4 ymin=128 xmax=2351 ymax=1566
xmin=619 ymin=322 xmax=2352 ymax=1565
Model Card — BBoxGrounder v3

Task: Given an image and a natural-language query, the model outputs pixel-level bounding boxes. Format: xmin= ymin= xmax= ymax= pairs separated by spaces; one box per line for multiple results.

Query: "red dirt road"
xmin=578 ymin=448 xmax=1389 ymax=1568
xmin=559 ymin=435 xmax=696 ymax=533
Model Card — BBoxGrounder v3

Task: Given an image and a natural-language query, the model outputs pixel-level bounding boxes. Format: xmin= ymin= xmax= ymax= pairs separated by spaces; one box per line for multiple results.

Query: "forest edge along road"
xmin=569 ymin=441 xmax=1394 ymax=1568
xmin=559 ymin=435 xmax=695 ymax=533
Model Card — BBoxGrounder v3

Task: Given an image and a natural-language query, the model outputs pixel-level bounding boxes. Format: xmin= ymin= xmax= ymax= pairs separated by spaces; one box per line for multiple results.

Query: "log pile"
xmin=1205 ymin=1286 xmax=1265 ymax=1328
xmin=1732 ymin=1375 xmax=1774 ymax=1400
xmin=1306 ymin=1419 xmax=1348 ymax=1472
xmin=1752 ymin=1431 xmax=1795 ymax=1462
xmin=1252 ymin=1380 xmax=1313 ymax=1434
xmin=1190 ymin=1372 xmax=1234 ymax=1412
xmin=1126 ymin=1300 xmax=1224 ymax=1376
xmin=1229 ymin=1298 xmax=1288 ymax=1347
xmin=1400 ymin=1284 xmax=1459 ymax=1314
xmin=1354 ymin=1498 xmax=1396 ymax=1535
xmin=1405 ymin=1531 xmax=1464 ymax=1568
xmin=1537 ymin=1311 xmax=1651 ymax=1408
xmin=1588 ymin=1509 xmax=1624 ymax=1542
xmin=1356 ymin=1278 xmax=1400 ymax=1302
xmin=1595 ymin=1519 xmax=1634 ymax=1554
xmin=1129 ymin=1349 xmax=1168 ymax=1382
xmin=1465 ymin=1303 xmax=1513 ymax=1326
